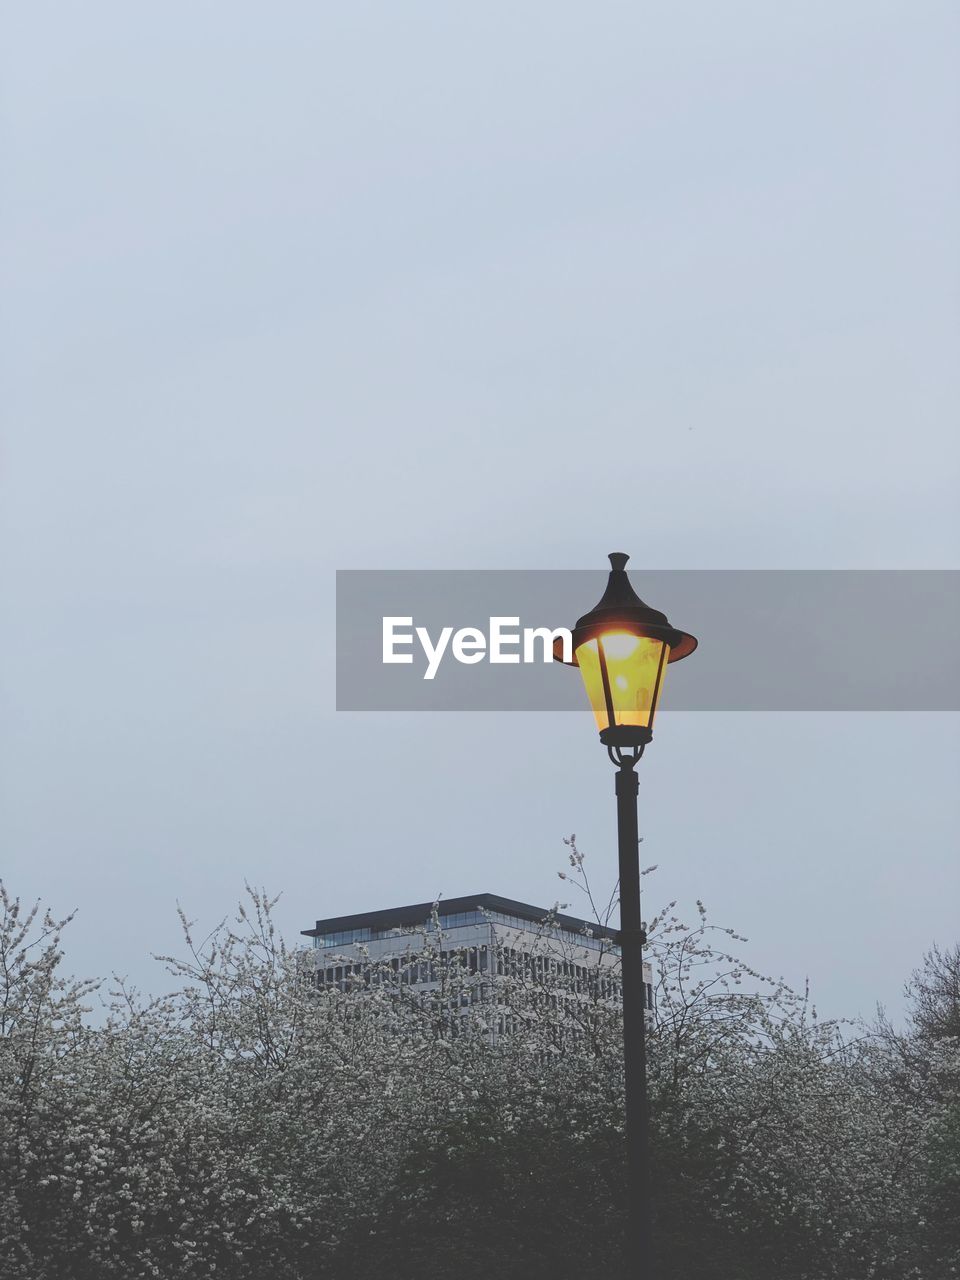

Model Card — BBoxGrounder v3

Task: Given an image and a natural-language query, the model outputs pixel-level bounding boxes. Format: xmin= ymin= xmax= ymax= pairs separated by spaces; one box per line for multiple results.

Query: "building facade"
xmin=301 ymin=893 xmax=653 ymax=1029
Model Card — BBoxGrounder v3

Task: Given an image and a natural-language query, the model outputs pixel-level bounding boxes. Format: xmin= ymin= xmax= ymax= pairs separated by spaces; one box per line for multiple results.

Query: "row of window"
xmin=488 ymin=912 xmax=614 ymax=952
xmin=315 ymin=946 xmax=653 ymax=1010
xmin=313 ymin=910 xmax=619 ymax=953
xmin=312 ymin=911 xmax=492 ymax=947
xmin=496 ymin=946 xmax=627 ymax=999
xmin=318 ymin=946 xmax=491 ymax=988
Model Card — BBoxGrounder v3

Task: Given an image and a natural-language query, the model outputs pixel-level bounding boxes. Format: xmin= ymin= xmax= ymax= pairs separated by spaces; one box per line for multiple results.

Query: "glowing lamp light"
xmin=556 ymin=553 xmax=697 ymax=749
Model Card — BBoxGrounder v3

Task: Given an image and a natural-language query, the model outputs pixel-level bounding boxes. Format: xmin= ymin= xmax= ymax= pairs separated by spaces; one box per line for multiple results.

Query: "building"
xmin=301 ymin=893 xmax=653 ymax=1031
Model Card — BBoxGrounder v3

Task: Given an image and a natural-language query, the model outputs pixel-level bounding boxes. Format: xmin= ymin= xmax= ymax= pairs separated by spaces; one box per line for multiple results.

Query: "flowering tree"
xmin=0 ymin=867 xmax=957 ymax=1280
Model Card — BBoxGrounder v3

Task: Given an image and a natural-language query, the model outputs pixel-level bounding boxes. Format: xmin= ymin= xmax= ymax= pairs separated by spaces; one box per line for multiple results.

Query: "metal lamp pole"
xmin=614 ymin=743 xmax=651 ymax=1274
xmin=555 ymin=552 xmax=698 ymax=1279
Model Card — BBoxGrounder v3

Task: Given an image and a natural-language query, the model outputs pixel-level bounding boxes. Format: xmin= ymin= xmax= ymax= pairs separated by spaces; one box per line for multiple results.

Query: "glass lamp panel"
xmin=574 ymin=633 xmax=670 ymax=732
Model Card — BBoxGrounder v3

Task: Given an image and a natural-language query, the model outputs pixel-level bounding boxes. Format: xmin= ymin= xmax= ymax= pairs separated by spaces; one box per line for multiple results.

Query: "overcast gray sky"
xmin=2 ymin=1 xmax=958 ymax=1023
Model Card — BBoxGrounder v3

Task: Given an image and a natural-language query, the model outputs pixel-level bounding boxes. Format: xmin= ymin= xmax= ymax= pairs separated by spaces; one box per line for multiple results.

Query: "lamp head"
xmin=556 ymin=553 xmax=697 ymax=747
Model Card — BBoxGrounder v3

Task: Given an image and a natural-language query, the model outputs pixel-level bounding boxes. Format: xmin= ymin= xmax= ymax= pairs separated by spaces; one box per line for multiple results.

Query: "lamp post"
xmin=557 ymin=553 xmax=697 ymax=1278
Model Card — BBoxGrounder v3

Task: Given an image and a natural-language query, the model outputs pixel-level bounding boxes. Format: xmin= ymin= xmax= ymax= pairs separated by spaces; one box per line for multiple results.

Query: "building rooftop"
xmin=301 ymin=892 xmax=620 ymax=944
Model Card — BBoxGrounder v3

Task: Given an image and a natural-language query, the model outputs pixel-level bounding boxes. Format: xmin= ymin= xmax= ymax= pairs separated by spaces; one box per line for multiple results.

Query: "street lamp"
xmin=557 ymin=553 xmax=697 ymax=1278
